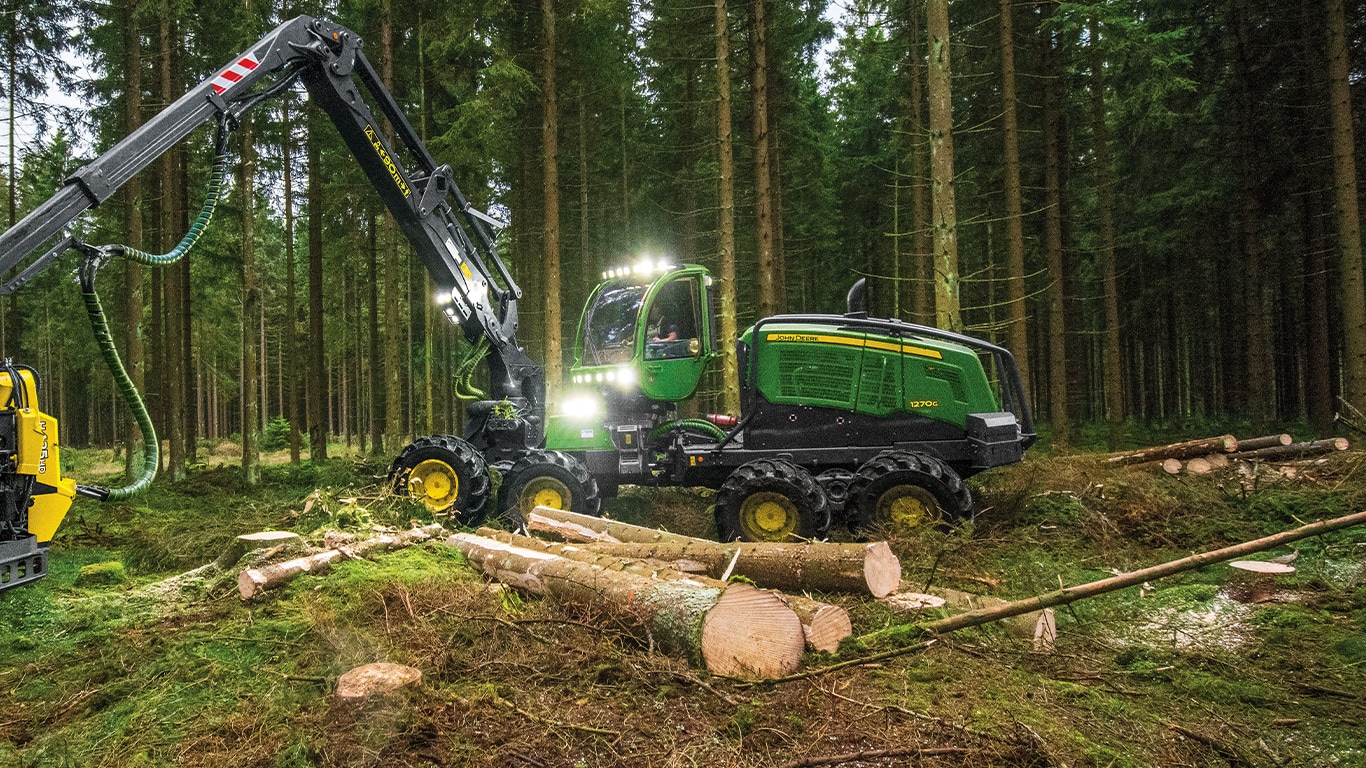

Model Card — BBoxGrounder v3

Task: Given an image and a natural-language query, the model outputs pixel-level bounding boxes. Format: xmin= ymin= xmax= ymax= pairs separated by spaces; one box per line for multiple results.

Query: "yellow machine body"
xmin=0 ymin=369 xmax=76 ymax=543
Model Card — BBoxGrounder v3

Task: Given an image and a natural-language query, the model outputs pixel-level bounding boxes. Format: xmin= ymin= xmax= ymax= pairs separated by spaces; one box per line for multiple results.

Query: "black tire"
xmin=816 ymin=469 xmax=857 ymax=523
xmin=499 ymin=449 xmax=602 ymax=522
xmin=846 ymin=451 xmax=973 ymax=535
xmin=715 ymin=459 xmax=830 ymax=542
xmin=389 ymin=435 xmax=491 ymax=526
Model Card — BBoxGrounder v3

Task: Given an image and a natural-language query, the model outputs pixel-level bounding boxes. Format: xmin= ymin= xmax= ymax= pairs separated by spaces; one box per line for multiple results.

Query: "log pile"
xmin=237 ymin=523 xmax=446 ymax=600
xmin=441 ymin=507 xmax=908 ymax=677
xmin=1134 ymin=433 xmax=1352 ymax=477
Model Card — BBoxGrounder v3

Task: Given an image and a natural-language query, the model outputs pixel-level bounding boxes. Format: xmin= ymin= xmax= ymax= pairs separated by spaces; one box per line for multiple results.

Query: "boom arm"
xmin=0 ymin=16 xmax=543 ymax=434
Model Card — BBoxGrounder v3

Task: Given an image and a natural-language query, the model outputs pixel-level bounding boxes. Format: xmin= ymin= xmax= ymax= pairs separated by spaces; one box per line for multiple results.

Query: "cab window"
xmin=582 ymin=280 xmax=647 ymax=365
xmin=644 ymin=277 xmax=702 ymax=360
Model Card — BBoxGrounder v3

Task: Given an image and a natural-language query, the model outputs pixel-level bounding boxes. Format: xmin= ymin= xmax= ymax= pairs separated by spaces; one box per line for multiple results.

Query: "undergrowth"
xmin=0 ymin=447 xmax=1363 ymax=766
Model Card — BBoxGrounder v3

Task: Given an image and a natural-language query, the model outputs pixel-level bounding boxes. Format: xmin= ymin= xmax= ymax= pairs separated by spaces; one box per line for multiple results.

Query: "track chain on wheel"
xmin=388 ymin=434 xmax=491 ymax=526
xmin=499 ymin=449 xmax=602 ymax=524
xmin=715 ymin=458 xmax=830 ymax=542
xmin=845 ymin=450 xmax=972 ymax=535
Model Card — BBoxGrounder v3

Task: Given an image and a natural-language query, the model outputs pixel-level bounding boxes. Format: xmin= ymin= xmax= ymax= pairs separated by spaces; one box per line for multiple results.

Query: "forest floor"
xmin=2 ymin=438 xmax=1365 ymax=768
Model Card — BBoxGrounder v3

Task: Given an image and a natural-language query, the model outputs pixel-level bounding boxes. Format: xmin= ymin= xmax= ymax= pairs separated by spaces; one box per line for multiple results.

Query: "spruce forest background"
xmin=1 ymin=0 xmax=1364 ymax=480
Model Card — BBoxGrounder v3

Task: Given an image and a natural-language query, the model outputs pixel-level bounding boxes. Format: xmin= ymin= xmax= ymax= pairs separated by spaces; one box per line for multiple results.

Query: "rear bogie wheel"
xmin=715 ymin=459 xmax=829 ymax=542
xmin=847 ymin=451 xmax=972 ymax=535
xmin=499 ymin=449 xmax=602 ymax=524
xmin=389 ymin=435 xmax=491 ymax=526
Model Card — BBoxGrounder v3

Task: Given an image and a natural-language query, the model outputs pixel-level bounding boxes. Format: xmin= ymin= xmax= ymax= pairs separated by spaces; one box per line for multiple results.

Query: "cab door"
xmin=639 ymin=271 xmax=712 ymax=402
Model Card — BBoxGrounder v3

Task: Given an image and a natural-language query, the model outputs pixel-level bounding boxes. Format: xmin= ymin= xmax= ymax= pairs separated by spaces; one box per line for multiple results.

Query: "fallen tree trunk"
xmin=476 ymin=527 xmax=852 ymax=652
xmin=1232 ymin=438 xmax=1349 ymax=462
xmin=238 ymin=524 xmax=445 ymax=600
xmin=1233 ymin=433 xmax=1294 ymax=452
xmin=527 ymin=506 xmax=901 ymax=597
xmin=1104 ymin=434 xmax=1238 ymax=465
xmin=916 ymin=508 xmax=1366 ymax=635
xmin=526 ymin=506 xmax=695 ymax=545
xmin=447 ymin=533 xmax=805 ymax=677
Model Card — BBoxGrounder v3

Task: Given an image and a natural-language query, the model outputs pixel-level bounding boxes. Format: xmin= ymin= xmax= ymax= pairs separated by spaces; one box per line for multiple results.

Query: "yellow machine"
xmin=0 ymin=363 xmax=77 ymax=590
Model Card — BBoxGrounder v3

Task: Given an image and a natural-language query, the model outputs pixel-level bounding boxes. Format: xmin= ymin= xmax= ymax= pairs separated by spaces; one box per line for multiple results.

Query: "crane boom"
xmin=0 ymin=15 xmax=544 ymax=445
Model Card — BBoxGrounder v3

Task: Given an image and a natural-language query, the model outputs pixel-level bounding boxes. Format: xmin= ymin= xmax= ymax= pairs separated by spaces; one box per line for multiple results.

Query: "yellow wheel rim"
xmin=739 ymin=491 xmax=799 ymax=541
xmin=519 ymin=477 xmax=572 ymax=517
xmin=876 ymin=485 xmax=941 ymax=533
xmin=408 ymin=459 xmax=459 ymax=512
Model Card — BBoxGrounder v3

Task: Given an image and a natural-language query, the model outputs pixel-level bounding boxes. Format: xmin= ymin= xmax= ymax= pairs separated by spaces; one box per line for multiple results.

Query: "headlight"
xmin=561 ymin=394 xmax=602 ymax=420
xmin=615 ymin=366 xmax=637 ymax=387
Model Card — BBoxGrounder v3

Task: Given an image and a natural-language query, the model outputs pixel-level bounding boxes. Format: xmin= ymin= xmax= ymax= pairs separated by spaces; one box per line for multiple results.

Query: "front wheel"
xmin=714 ymin=459 xmax=829 ymax=542
xmin=846 ymin=451 xmax=972 ymax=535
xmin=389 ymin=435 xmax=492 ymax=526
xmin=499 ymin=450 xmax=602 ymax=524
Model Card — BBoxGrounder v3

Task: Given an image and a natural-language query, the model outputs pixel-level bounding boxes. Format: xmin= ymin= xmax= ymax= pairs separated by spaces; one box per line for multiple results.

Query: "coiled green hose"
xmin=649 ymin=418 xmax=727 ymax=444
xmin=81 ymin=288 xmax=158 ymax=501
xmin=76 ymin=120 xmax=232 ymax=501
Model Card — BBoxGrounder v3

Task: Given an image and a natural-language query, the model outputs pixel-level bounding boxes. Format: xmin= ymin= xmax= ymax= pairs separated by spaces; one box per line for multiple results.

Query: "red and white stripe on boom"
xmin=209 ymin=54 xmax=260 ymax=95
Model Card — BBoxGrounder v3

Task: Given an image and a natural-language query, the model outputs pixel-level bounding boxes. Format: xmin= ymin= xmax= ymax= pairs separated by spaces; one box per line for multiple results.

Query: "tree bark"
xmin=926 ymin=0 xmax=960 ymax=332
xmin=1041 ymin=1 xmax=1069 ymax=449
xmin=1235 ymin=434 xmax=1294 ymax=452
xmin=449 ymin=533 xmax=805 ymax=677
xmin=1325 ymin=0 xmax=1366 ymax=411
xmin=122 ymin=0 xmax=145 ymax=483
xmin=306 ymin=103 xmax=328 ymax=461
xmin=527 ymin=506 xmax=901 ymax=597
xmin=716 ymin=0 xmax=740 ymax=414
xmin=542 ymin=0 xmax=562 ymax=404
xmin=379 ymin=0 xmax=402 ymax=452
xmin=477 ymin=528 xmax=851 ymax=652
xmin=240 ymin=117 xmax=260 ymax=486
xmin=999 ymin=0 xmax=1029 ymax=391
xmin=1232 ymin=438 xmax=1348 ymax=461
xmin=282 ymin=98 xmax=300 ymax=463
xmin=1087 ymin=17 xmax=1124 ymax=445
xmin=161 ymin=11 xmax=187 ymax=481
xmin=1103 ymin=434 xmax=1238 ymax=465
xmin=753 ymin=0 xmax=778 ymax=318
xmin=368 ymin=215 xmax=384 ymax=455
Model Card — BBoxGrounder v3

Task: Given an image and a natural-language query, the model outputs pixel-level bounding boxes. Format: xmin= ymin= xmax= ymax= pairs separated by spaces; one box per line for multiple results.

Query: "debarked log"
xmin=447 ymin=533 xmax=806 ymax=678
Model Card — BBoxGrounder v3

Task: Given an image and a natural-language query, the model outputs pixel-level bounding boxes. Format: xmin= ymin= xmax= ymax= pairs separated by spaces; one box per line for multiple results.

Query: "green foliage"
xmin=74 ymin=561 xmax=127 ymax=586
xmin=260 ymin=417 xmax=293 ymax=452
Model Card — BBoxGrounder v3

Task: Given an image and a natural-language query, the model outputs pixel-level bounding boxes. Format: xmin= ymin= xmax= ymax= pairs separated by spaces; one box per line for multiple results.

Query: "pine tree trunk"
xmin=306 ymin=103 xmax=328 ymax=461
xmin=904 ymin=0 xmax=931 ymax=325
xmin=161 ymin=13 xmax=187 ymax=481
xmin=542 ymin=0 xmax=563 ymax=405
xmin=240 ymin=117 xmax=260 ymax=486
xmin=379 ymin=0 xmax=402 ymax=452
xmin=1325 ymin=0 xmax=1366 ymax=410
xmin=368 ymin=216 xmax=384 ymax=456
xmin=1041 ymin=2 xmax=1069 ymax=449
xmin=926 ymin=0 xmax=960 ymax=332
xmin=1087 ymin=18 xmax=1125 ymax=446
xmin=999 ymin=0 xmax=1030 ymax=390
xmin=715 ymin=0 xmax=740 ymax=415
xmin=753 ymin=0 xmax=778 ymax=317
xmin=282 ymin=99 xmax=300 ymax=463
xmin=123 ymin=0 xmax=145 ymax=484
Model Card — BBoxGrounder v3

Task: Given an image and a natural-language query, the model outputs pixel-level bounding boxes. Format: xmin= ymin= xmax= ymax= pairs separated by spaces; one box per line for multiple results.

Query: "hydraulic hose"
xmin=649 ymin=418 xmax=728 ymax=444
xmin=74 ymin=118 xmax=233 ymax=501
xmin=77 ymin=285 xmax=157 ymax=501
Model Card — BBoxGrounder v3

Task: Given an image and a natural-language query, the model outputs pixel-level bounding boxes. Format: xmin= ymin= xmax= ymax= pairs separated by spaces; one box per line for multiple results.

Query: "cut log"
xmin=238 ymin=549 xmax=342 ymax=600
xmin=335 ymin=662 xmax=423 ymax=700
xmin=1204 ymin=453 xmax=1230 ymax=469
xmin=527 ymin=506 xmax=901 ymax=597
xmin=527 ymin=506 xmax=694 ymax=544
xmin=1234 ymin=433 xmax=1294 ymax=452
xmin=215 ymin=530 xmax=302 ymax=570
xmin=476 ymin=527 xmax=852 ymax=652
xmin=881 ymin=586 xmax=1048 ymax=640
xmin=1103 ymin=434 xmax=1238 ymax=465
xmin=237 ymin=524 xmax=445 ymax=600
xmin=1232 ymin=438 xmax=1349 ymax=462
xmin=1185 ymin=457 xmax=1213 ymax=475
xmin=1161 ymin=458 xmax=1182 ymax=475
xmin=447 ymin=533 xmax=805 ymax=677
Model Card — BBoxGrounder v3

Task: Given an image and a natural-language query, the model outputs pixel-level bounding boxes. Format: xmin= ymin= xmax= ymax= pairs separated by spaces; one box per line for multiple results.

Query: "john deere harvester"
xmin=535 ymin=262 xmax=1036 ymax=541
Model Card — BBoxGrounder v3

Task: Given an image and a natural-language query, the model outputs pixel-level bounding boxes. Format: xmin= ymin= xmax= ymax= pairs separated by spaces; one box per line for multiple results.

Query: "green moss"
xmin=75 ymin=561 xmax=127 ymax=586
